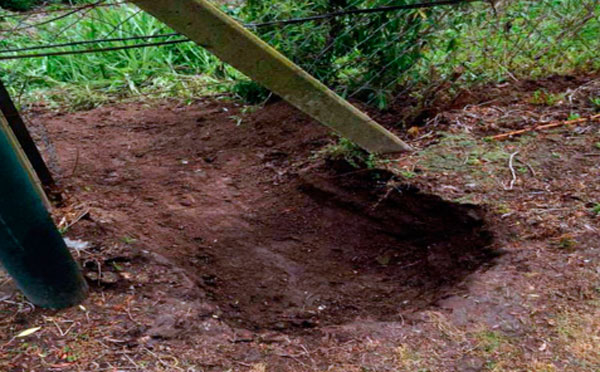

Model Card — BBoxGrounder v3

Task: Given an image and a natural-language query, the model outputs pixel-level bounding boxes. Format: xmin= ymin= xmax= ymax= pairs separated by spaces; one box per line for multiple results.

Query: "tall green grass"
xmin=0 ymin=3 xmax=243 ymax=110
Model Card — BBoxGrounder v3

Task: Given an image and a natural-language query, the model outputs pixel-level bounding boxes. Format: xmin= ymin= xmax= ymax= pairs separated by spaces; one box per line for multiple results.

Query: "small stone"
xmin=148 ymin=315 xmax=178 ymax=339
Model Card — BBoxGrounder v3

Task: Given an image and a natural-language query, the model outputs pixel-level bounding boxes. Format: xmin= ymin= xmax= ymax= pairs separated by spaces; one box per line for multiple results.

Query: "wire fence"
xmin=0 ymin=0 xmax=598 ymax=112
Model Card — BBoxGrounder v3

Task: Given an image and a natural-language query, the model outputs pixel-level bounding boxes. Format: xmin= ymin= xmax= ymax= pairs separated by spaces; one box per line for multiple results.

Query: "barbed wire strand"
xmin=0 ymin=0 xmax=479 ymax=58
xmin=246 ymin=0 xmax=479 ymax=28
xmin=0 ymin=39 xmax=190 ymax=60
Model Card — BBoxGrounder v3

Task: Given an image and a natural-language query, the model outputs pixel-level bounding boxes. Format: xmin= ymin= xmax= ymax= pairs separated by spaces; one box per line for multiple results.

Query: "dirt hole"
xmin=187 ymin=164 xmax=497 ymax=332
xmin=39 ymin=101 xmax=499 ymax=334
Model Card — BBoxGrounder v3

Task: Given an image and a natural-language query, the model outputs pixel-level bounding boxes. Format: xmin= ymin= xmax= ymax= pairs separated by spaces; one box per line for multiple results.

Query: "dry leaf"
xmin=16 ymin=326 xmax=41 ymax=338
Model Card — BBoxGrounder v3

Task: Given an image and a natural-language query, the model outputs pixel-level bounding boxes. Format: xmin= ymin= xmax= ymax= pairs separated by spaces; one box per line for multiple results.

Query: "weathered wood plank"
xmin=132 ymin=0 xmax=412 ymax=153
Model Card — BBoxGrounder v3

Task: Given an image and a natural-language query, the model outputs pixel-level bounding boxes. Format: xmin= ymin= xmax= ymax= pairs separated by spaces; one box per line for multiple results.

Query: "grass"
xmin=530 ymin=90 xmax=566 ymax=106
xmin=554 ymin=307 xmax=600 ymax=368
xmin=0 ymin=1 xmax=243 ymax=110
xmin=0 ymin=0 xmax=598 ymax=112
xmin=318 ymin=137 xmax=379 ymax=169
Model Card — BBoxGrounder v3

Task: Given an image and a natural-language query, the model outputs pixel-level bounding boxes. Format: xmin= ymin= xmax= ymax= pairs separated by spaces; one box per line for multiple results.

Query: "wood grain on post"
xmin=132 ymin=0 xmax=412 ymax=153
xmin=0 ymin=110 xmax=51 ymax=210
xmin=0 ymin=80 xmax=55 ymax=188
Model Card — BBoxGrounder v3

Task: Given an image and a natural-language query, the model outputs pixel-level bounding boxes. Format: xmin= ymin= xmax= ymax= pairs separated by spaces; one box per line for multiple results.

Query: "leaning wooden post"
xmin=132 ymin=0 xmax=412 ymax=153
xmin=0 ymin=111 xmax=87 ymax=309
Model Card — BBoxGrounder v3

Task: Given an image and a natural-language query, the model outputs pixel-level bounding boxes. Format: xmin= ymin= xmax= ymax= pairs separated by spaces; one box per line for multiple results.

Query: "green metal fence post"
xmin=0 ymin=80 xmax=55 ymax=189
xmin=0 ymin=112 xmax=87 ymax=309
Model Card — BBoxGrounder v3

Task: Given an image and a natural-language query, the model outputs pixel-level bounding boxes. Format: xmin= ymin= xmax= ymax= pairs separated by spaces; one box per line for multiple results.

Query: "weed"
xmin=320 ymin=138 xmax=378 ymax=169
xmin=121 ymin=236 xmax=136 ymax=244
xmin=467 ymin=157 xmax=482 ymax=166
xmin=555 ymin=235 xmax=577 ymax=251
xmin=530 ymin=90 xmax=564 ymax=106
xmin=396 ymin=345 xmax=427 ymax=370
xmin=229 ymin=115 xmax=244 ymax=126
xmin=591 ymin=203 xmax=600 ymax=215
xmin=555 ymin=309 xmax=600 ymax=366
xmin=568 ymin=112 xmax=581 ymax=121
xmin=591 ymin=96 xmax=600 ymax=109
xmin=496 ymin=204 xmax=511 ymax=214
xmin=594 ymin=143 xmax=600 ymax=150
xmin=399 ymin=170 xmax=417 ymax=179
xmin=231 ymin=80 xmax=271 ymax=104
xmin=477 ymin=331 xmax=505 ymax=352
xmin=481 ymin=149 xmax=510 ymax=163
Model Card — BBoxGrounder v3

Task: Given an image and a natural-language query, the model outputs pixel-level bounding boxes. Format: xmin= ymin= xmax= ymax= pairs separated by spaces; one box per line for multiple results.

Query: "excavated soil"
xmin=30 ymin=99 xmax=497 ymax=332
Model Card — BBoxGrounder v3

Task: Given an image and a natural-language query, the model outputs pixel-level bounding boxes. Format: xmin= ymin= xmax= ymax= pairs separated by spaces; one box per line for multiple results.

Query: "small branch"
xmin=505 ymin=151 xmax=519 ymax=191
xmin=487 ymin=113 xmax=600 ymax=141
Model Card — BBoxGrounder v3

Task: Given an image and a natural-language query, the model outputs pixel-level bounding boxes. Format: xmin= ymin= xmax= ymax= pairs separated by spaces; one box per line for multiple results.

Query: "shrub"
xmin=238 ymin=0 xmax=436 ymax=106
xmin=0 ymin=0 xmax=39 ymax=11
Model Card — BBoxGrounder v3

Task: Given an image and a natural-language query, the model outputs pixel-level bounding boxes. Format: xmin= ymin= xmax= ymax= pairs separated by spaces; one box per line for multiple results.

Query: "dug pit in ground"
xmin=184 ymin=164 xmax=498 ymax=331
xmin=34 ymin=100 xmax=499 ymax=334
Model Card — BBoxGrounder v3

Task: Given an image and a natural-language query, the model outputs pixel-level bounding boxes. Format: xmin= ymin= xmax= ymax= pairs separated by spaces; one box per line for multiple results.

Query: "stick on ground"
xmin=487 ymin=113 xmax=600 ymax=141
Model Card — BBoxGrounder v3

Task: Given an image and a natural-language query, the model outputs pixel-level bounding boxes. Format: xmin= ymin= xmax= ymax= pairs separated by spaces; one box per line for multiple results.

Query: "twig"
xmin=505 ymin=151 xmax=519 ymax=191
xmin=371 ymin=186 xmax=395 ymax=211
xmin=516 ymin=158 xmax=536 ymax=177
xmin=64 ymin=209 xmax=90 ymax=232
xmin=487 ymin=114 xmax=600 ymax=141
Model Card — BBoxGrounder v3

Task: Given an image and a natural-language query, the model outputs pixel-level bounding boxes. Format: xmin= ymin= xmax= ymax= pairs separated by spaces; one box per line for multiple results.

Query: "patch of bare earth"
xmin=0 ymin=74 xmax=599 ymax=371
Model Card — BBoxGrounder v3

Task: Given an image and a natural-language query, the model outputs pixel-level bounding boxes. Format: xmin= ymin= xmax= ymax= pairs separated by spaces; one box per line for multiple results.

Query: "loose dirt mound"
xmin=32 ymin=99 xmax=496 ymax=333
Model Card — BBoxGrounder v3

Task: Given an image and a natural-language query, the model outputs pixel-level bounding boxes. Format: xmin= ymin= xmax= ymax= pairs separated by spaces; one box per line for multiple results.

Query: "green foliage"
xmin=426 ymin=0 xmax=600 ymax=85
xmin=232 ymin=79 xmax=271 ymax=104
xmin=592 ymin=203 xmax=600 ymax=215
xmin=0 ymin=0 xmax=79 ymax=11
xmin=239 ymin=0 xmax=435 ymax=105
xmin=0 ymin=0 xmax=599 ymax=111
xmin=0 ymin=3 xmax=241 ymax=109
xmin=321 ymin=137 xmax=378 ymax=168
